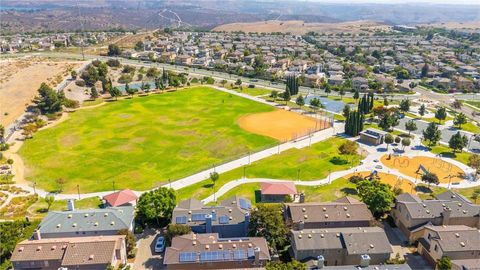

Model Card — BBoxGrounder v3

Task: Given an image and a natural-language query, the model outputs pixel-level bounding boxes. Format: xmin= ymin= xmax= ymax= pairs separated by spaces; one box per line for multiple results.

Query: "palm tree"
xmin=210 ymin=172 xmax=219 ymax=203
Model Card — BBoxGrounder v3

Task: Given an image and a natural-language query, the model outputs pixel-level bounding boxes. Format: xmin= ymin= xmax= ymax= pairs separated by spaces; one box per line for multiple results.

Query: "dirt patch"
xmin=345 ymin=171 xmax=416 ymax=194
xmin=381 ymin=155 xmax=464 ymax=184
xmin=0 ymin=57 xmax=82 ymax=127
xmin=213 ymin=20 xmax=389 ymax=35
xmin=238 ymin=110 xmax=328 ymax=141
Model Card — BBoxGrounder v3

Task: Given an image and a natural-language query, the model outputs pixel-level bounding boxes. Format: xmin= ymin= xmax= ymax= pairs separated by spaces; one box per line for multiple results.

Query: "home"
xmin=35 ymin=206 xmax=135 ymax=239
xmin=172 ymin=196 xmax=251 ymax=238
xmin=391 ymin=191 xmax=480 ymax=243
xmin=260 ymin=182 xmax=297 ymax=202
xmin=102 ymin=189 xmax=138 ymax=207
xmin=352 ymin=77 xmax=368 ymax=91
xmin=163 ymin=233 xmax=270 ymax=269
xmin=175 ymin=54 xmax=193 ymax=65
xmin=314 ymin=264 xmax=412 ymax=270
xmin=417 ymin=225 xmax=480 ymax=267
xmin=11 ymin=235 xmax=126 ymax=270
xmin=290 ymin=227 xmax=393 ymax=266
xmin=284 ymin=197 xmax=373 ymax=230
xmin=359 ymin=128 xmax=387 ymax=146
xmin=328 ymin=75 xmax=345 ymax=86
xmin=451 ymin=259 xmax=480 ymax=270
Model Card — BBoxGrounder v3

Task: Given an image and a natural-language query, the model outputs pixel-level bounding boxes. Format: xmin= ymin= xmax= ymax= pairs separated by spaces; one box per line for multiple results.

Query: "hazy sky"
xmin=310 ymin=0 xmax=480 ymax=5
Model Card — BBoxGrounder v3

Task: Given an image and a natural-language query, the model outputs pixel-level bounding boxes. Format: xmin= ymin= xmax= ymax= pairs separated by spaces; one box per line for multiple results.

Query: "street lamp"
xmin=77 ymin=184 xmax=80 ymax=200
xmin=328 ymin=169 xmax=332 ymax=184
xmin=33 ymin=181 xmax=37 ymax=194
xmin=112 ymin=180 xmax=115 ymax=192
xmin=243 ymin=165 xmax=246 ymax=179
xmin=297 ymin=169 xmax=301 ymax=181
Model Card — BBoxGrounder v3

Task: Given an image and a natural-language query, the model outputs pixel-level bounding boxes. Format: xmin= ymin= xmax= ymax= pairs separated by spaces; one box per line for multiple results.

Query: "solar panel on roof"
xmin=239 ymin=198 xmax=251 ymax=210
xmin=233 ymin=249 xmax=247 ymax=260
xmin=179 ymin=252 xmax=197 ymax=262
xmin=176 ymin=216 xmax=187 ymax=224
xmin=219 ymin=215 xmax=229 ymax=224
xmin=247 ymin=248 xmax=254 ymax=258
xmin=191 ymin=213 xmax=206 ymax=221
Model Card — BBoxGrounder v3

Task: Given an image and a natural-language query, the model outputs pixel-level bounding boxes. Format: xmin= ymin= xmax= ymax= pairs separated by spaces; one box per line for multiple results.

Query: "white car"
xmin=154 ymin=236 xmax=165 ymax=253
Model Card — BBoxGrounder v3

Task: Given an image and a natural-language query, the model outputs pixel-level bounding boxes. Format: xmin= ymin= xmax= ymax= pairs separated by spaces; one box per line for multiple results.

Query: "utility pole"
xmin=77 ymin=184 xmax=80 ymax=200
xmin=112 ymin=180 xmax=115 ymax=192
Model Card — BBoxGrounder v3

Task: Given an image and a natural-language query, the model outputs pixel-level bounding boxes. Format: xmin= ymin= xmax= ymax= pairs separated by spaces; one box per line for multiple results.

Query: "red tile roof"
xmin=261 ymin=182 xmax=297 ymax=195
xmin=103 ymin=189 xmax=138 ymax=207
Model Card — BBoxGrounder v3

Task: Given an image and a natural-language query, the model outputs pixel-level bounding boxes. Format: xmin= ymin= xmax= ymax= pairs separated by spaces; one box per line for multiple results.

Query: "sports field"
xmin=19 ymin=87 xmax=280 ymax=193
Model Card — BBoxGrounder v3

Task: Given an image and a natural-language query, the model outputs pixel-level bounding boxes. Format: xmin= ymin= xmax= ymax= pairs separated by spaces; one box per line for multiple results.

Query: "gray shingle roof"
xmin=425 ymin=225 xmax=480 ymax=252
xmin=38 ymin=206 xmax=134 ymax=235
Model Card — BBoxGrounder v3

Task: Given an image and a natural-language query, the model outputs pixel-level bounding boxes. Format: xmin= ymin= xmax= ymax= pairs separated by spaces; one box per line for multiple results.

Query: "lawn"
xmin=28 ymin=196 xmax=102 ymax=218
xmin=458 ymin=122 xmax=480 ymax=134
xmin=176 ymin=137 xmax=362 ymax=202
xmin=19 ymin=86 xmax=277 ymax=193
xmin=235 ymin=87 xmax=272 ymax=97
xmin=417 ymin=184 xmax=480 ymax=205
xmin=423 ymin=140 xmax=472 ymax=165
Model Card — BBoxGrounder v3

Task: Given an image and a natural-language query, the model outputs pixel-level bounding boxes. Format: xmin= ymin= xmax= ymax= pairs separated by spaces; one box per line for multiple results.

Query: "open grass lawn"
xmin=20 ymin=86 xmax=277 ymax=193
xmin=364 ymin=122 xmax=404 ymax=136
xmin=28 ymin=196 xmax=102 ymax=218
xmin=176 ymin=137 xmax=361 ymax=202
xmin=423 ymin=140 xmax=472 ymax=165
xmin=235 ymin=87 xmax=272 ymax=97
xmin=417 ymin=184 xmax=480 ymax=205
xmin=459 ymin=122 xmax=480 ymax=134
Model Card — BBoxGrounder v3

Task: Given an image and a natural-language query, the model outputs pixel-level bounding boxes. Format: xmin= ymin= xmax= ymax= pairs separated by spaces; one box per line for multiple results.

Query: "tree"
xmin=422 ymin=172 xmax=439 ymax=186
xmin=423 ymin=122 xmax=441 ymax=146
xmin=146 ymin=67 xmax=160 ymax=78
xmin=401 ymin=138 xmax=411 ymax=150
xmin=165 ymin=224 xmax=191 ymax=243
xmin=34 ymin=83 xmax=63 ymax=114
xmin=309 ymin=97 xmax=321 ymax=113
xmin=266 ymin=260 xmax=305 ymax=270
xmin=471 ymin=188 xmax=480 ymax=203
xmin=452 ymin=99 xmax=462 ymax=109
xmin=235 ymin=78 xmax=242 ymax=86
xmin=418 ymin=104 xmax=426 ymax=117
xmin=90 ymin=86 xmax=99 ymax=100
xmin=378 ymin=114 xmax=399 ymax=131
xmin=210 ymin=172 xmax=219 ymax=202
xmin=468 ymin=154 xmax=480 ymax=181
xmin=453 ymin=113 xmax=467 ymax=129
xmin=70 ymin=70 xmax=77 ymax=79
xmin=405 ymin=120 xmax=417 ymax=136
xmin=435 ymin=107 xmax=447 ymax=124
xmin=324 ymin=83 xmax=331 ymax=97
xmin=249 ymin=204 xmax=288 ymax=252
xmin=421 ymin=63 xmax=429 ymax=78
xmin=394 ymin=136 xmax=401 ymax=144
xmin=338 ymin=140 xmax=358 ymax=155
xmin=282 ymin=90 xmax=291 ymax=105
xmin=270 ymin=90 xmax=278 ymax=100
xmin=0 ymin=124 xmax=4 ymax=143
xmin=56 ymin=178 xmax=66 ymax=192
xmin=134 ymin=41 xmax=144 ymax=52
xmin=295 ymin=94 xmax=305 ymax=109
xmin=108 ymin=87 xmax=122 ymax=100
xmin=45 ymin=195 xmax=55 ymax=211
xmin=137 ymin=187 xmax=176 ymax=225
xmin=399 ymin=99 xmax=411 ymax=113
xmin=220 ymin=79 xmax=227 ymax=87
xmin=107 ymin=44 xmax=122 ymax=56
xmin=342 ymin=104 xmax=351 ymax=119
xmin=448 ymin=131 xmax=468 ymax=153
xmin=436 ymin=256 xmax=452 ymax=270
xmin=353 ymin=89 xmax=360 ymax=100
xmin=384 ymin=134 xmax=394 ymax=150
xmin=339 ymin=88 xmax=345 ymax=100
xmin=344 ymin=110 xmax=364 ymax=136
xmin=118 ymin=229 xmax=136 ymax=258
xmin=356 ymin=180 xmax=395 ymax=216
xmin=286 ymin=74 xmax=299 ymax=95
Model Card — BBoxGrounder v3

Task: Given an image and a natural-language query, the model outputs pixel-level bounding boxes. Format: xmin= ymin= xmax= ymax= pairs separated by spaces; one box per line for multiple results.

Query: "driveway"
xmin=133 ymin=228 xmax=165 ymax=270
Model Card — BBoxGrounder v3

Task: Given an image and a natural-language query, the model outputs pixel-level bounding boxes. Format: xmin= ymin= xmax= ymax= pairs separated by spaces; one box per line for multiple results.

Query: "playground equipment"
xmin=432 ymin=158 xmax=453 ymax=173
xmin=416 ymin=164 xmax=429 ymax=175
xmin=365 ymin=170 xmax=379 ymax=181
xmin=393 ymin=157 xmax=410 ymax=168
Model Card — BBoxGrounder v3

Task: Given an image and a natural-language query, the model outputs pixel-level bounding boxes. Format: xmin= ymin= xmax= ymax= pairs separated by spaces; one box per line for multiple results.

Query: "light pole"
xmin=33 ymin=181 xmax=37 ymax=194
xmin=243 ymin=165 xmax=246 ymax=179
xmin=297 ymin=169 xmax=301 ymax=181
xmin=112 ymin=180 xmax=115 ymax=192
xmin=77 ymin=184 xmax=80 ymax=200
xmin=328 ymin=169 xmax=332 ymax=184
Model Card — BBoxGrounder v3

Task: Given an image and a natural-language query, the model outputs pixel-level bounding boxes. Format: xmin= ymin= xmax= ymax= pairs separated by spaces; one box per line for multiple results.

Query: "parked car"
xmin=154 ymin=236 xmax=165 ymax=253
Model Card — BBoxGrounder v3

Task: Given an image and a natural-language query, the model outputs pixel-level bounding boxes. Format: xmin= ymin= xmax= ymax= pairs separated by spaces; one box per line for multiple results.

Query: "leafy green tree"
xmin=379 ymin=114 xmax=399 ymax=131
xmin=448 ymin=131 xmax=468 ymax=153
xmin=107 ymin=44 xmax=122 ymax=56
xmin=97 ymin=62 xmax=108 ymax=79
xmin=134 ymin=41 xmax=144 ymax=51
xmin=421 ymin=63 xmax=429 ymax=78
xmin=165 ymin=224 xmax=192 ymax=243
xmin=118 ymin=229 xmax=136 ymax=258
xmin=146 ymin=67 xmax=160 ymax=78
xmin=270 ymin=90 xmax=278 ymax=100
xmin=423 ymin=122 xmax=442 ymax=146
xmin=353 ymin=89 xmax=360 ymax=100
xmin=309 ymin=97 xmax=322 ymax=113
xmin=468 ymin=154 xmax=480 ymax=181
xmin=452 ymin=100 xmax=462 ymax=109
xmin=282 ymin=90 xmax=291 ymax=105
xmin=108 ymin=87 xmax=122 ymax=100
xmin=126 ymin=84 xmax=138 ymax=97
xmin=418 ymin=104 xmax=426 ymax=117
xmin=210 ymin=172 xmax=219 ymax=202
xmin=34 ymin=83 xmax=63 ymax=114
xmin=71 ymin=70 xmax=77 ymax=79
xmin=436 ymin=257 xmax=452 ymax=270
xmin=422 ymin=172 xmax=439 ymax=186
xmin=45 ymin=195 xmax=55 ymax=211
xmin=249 ymin=204 xmax=288 ymax=252
xmin=137 ymin=187 xmax=176 ymax=225
xmin=453 ymin=113 xmax=467 ymax=129
xmin=356 ymin=180 xmax=395 ymax=216
xmin=471 ymin=188 xmax=480 ymax=203
xmin=90 ymin=86 xmax=99 ymax=100
xmin=338 ymin=140 xmax=358 ymax=155
xmin=343 ymin=104 xmax=351 ymax=119
xmin=435 ymin=107 xmax=447 ymax=124
xmin=399 ymin=99 xmax=411 ymax=113
xmin=339 ymin=88 xmax=345 ymax=100
xmin=324 ymin=84 xmax=331 ymax=97
xmin=295 ymin=94 xmax=305 ymax=109
xmin=0 ymin=220 xmax=40 ymax=267
xmin=0 ymin=124 xmax=4 ymax=143
xmin=394 ymin=136 xmax=401 ymax=144
xmin=405 ymin=120 xmax=417 ymax=136
xmin=384 ymin=134 xmax=394 ymax=150
xmin=266 ymin=260 xmax=305 ymax=270
xmin=401 ymin=138 xmax=411 ymax=150
xmin=81 ymin=65 xmax=99 ymax=86
xmin=235 ymin=78 xmax=242 ymax=86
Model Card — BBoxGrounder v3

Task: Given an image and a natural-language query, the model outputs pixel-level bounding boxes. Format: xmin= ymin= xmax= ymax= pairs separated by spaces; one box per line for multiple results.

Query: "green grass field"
xmin=20 ymin=87 xmax=277 ymax=193
xmin=235 ymin=87 xmax=272 ymax=96
xmin=176 ymin=137 xmax=361 ymax=202
xmin=423 ymin=140 xmax=472 ymax=165
xmin=28 ymin=197 xmax=102 ymax=219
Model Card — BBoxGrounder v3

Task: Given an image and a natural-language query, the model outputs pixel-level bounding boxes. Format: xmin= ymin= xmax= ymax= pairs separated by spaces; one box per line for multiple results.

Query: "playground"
xmin=238 ymin=110 xmax=330 ymax=141
xmin=346 ymin=171 xmax=416 ymax=194
xmin=381 ymin=155 xmax=464 ymax=184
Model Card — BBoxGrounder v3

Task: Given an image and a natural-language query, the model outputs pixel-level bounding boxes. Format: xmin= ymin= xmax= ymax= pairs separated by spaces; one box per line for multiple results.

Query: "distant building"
xmin=11 ymin=235 xmax=126 ymax=270
xmin=284 ymin=197 xmax=374 ymax=230
xmin=35 ymin=206 xmax=135 ymax=239
xmin=102 ymin=189 xmax=138 ymax=207
xmin=260 ymin=182 xmax=297 ymax=202
xmin=163 ymin=233 xmax=270 ymax=269
xmin=290 ymin=227 xmax=393 ymax=266
xmin=359 ymin=128 xmax=387 ymax=146
xmin=172 ymin=196 xmax=251 ymax=238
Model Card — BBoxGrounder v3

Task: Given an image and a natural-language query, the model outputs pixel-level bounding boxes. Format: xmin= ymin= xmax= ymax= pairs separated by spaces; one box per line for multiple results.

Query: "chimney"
xmin=67 ymin=199 xmax=75 ymax=211
xmin=205 ymin=214 xmax=212 ymax=233
xmin=360 ymin=254 xmax=371 ymax=267
xmin=316 ymin=255 xmax=325 ymax=269
xmin=244 ymin=212 xmax=250 ymax=234
xmin=298 ymin=220 xmax=305 ymax=231
xmin=34 ymin=229 xmax=41 ymax=240
xmin=299 ymin=193 xmax=305 ymax=203
xmin=254 ymin=247 xmax=260 ymax=265
xmin=442 ymin=207 xmax=451 ymax=225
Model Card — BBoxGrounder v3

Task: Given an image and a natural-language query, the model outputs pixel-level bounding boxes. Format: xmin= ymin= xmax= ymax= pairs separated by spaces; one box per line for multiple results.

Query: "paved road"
xmin=415 ymin=85 xmax=479 ymax=118
xmin=397 ymin=116 xmax=480 ymax=152
xmin=134 ymin=228 xmax=165 ymax=270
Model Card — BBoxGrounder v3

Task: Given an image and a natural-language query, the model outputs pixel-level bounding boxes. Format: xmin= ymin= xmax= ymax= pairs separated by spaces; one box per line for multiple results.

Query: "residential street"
xmin=134 ymin=228 xmax=165 ymax=270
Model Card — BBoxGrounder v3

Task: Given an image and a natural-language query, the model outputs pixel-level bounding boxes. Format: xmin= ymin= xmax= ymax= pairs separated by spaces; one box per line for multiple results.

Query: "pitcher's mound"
xmin=238 ymin=110 xmax=329 ymax=141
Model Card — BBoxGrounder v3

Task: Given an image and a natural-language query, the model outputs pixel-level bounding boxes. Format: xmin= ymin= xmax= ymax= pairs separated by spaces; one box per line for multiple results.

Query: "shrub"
xmin=63 ymin=99 xmax=80 ymax=109
xmin=122 ymin=65 xmax=136 ymax=74
xmin=118 ymin=74 xmax=133 ymax=84
xmin=394 ymin=136 xmax=401 ymax=144
xmin=0 ymin=143 xmax=9 ymax=151
xmin=106 ymin=59 xmax=121 ymax=67
xmin=339 ymin=140 xmax=358 ymax=155
xmin=348 ymin=175 xmax=364 ymax=184
xmin=165 ymin=224 xmax=191 ymax=243
xmin=75 ymin=80 xmax=86 ymax=87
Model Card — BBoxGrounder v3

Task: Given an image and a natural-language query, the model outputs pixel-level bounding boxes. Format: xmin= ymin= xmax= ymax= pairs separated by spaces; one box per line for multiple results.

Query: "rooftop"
xmin=261 ymin=182 xmax=297 ymax=195
xmin=102 ymin=189 xmax=138 ymax=207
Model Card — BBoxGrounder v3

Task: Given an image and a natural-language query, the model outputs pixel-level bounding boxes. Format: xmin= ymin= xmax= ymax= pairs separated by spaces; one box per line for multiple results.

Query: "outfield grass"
xmin=19 ymin=87 xmax=277 ymax=193
xmin=176 ymin=137 xmax=362 ymax=202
